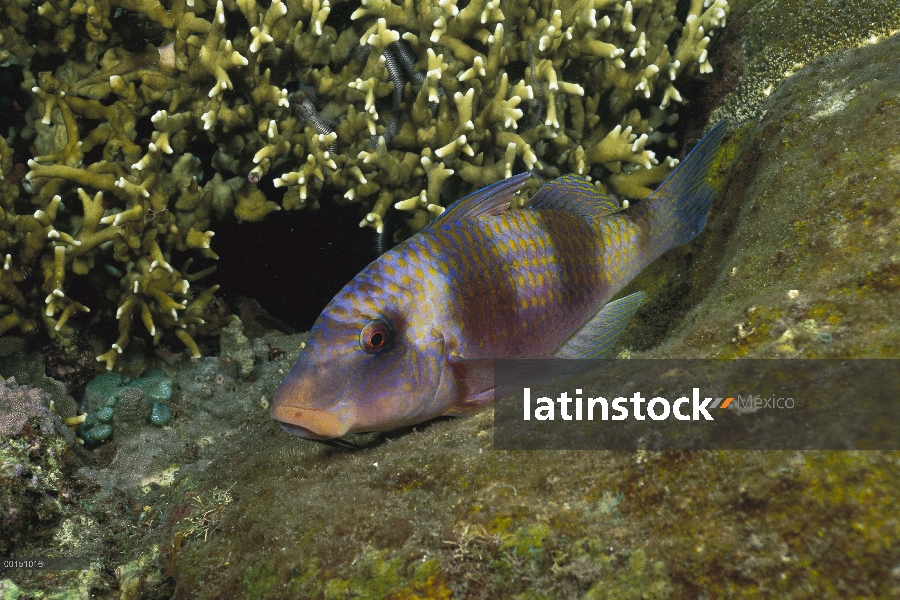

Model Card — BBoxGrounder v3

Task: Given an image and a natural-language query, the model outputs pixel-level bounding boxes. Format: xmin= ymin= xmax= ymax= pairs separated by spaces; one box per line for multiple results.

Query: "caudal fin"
xmin=649 ymin=120 xmax=728 ymax=249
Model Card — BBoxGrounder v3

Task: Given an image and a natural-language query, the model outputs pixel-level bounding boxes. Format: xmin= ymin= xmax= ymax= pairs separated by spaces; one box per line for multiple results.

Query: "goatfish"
xmin=272 ymin=121 xmax=728 ymax=440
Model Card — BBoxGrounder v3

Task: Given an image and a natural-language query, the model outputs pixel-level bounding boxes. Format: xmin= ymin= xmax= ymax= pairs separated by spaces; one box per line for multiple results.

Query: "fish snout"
xmin=271 ymin=375 xmax=354 ymax=439
xmin=270 ymin=404 xmax=350 ymax=439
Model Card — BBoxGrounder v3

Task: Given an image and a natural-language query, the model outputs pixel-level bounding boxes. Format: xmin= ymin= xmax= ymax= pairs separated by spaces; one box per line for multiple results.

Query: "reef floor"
xmin=2 ymin=32 xmax=900 ymax=600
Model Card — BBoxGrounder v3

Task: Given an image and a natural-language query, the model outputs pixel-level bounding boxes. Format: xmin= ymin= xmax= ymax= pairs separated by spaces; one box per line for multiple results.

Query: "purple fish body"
xmin=272 ymin=122 xmax=728 ymax=439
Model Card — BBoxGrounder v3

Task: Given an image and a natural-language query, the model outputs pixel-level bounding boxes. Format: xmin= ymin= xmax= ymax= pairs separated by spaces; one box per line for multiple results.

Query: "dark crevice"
xmin=210 ymin=198 xmax=374 ymax=331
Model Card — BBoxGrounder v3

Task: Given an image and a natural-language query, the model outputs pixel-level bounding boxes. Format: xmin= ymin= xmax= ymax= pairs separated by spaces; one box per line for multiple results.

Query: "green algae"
xmin=581 ymin=549 xmax=673 ymax=600
xmin=323 ymin=548 xmax=407 ymax=600
xmin=254 ymin=549 xmax=444 ymax=600
xmin=242 ymin=560 xmax=291 ymax=599
xmin=506 ymin=524 xmax=551 ymax=559
xmin=0 ymin=579 xmax=25 ymax=600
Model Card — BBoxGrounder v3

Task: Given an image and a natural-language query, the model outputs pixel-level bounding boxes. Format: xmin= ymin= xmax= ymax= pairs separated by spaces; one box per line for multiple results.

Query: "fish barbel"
xmin=272 ymin=121 xmax=728 ymax=439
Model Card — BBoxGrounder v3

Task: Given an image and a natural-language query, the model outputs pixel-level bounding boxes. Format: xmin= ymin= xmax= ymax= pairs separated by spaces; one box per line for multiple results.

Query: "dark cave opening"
xmin=209 ymin=198 xmax=378 ymax=333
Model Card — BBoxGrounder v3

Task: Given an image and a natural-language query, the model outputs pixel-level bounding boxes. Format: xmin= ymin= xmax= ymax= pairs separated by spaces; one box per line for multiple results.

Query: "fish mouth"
xmin=270 ymin=404 xmax=349 ymax=439
xmin=279 ymin=423 xmax=326 ymax=439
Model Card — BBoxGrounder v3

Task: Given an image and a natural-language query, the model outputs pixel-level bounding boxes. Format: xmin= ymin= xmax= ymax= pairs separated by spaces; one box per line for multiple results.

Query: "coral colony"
xmin=0 ymin=0 xmax=728 ymax=366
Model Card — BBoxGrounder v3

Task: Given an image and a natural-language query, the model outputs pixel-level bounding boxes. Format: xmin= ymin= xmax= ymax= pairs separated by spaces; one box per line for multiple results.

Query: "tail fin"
xmin=648 ymin=120 xmax=728 ymax=249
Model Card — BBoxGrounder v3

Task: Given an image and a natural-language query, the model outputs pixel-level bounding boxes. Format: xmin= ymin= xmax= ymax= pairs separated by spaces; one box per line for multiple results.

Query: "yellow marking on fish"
xmin=466 ymin=226 xmax=479 ymax=248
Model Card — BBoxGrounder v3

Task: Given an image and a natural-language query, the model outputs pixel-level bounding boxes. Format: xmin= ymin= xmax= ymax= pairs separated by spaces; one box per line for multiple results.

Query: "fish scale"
xmin=434 ymin=210 xmax=609 ymax=357
xmin=272 ymin=121 xmax=728 ymax=439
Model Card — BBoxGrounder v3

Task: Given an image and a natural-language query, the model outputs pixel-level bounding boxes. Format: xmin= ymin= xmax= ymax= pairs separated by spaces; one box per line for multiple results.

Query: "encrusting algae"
xmin=0 ymin=0 xmax=728 ymax=365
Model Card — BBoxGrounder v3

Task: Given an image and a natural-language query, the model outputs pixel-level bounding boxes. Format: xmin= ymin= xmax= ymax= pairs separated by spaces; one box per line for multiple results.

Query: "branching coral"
xmin=280 ymin=0 xmax=728 ymax=230
xmin=0 ymin=0 xmax=727 ymax=366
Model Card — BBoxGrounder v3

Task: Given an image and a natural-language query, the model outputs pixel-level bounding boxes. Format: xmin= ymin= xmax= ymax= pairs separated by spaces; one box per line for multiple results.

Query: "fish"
xmin=271 ymin=121 xmax=728 ymax=439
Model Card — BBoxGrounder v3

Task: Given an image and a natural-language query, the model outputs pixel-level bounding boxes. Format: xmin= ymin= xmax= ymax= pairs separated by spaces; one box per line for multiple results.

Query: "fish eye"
xmin=359 ymin=319 xmax=392 ymax=354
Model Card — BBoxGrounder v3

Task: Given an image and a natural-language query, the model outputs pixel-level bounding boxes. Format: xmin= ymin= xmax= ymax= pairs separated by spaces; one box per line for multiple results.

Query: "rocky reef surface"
xmin=2 ymin=6 xmax=900 ymax=600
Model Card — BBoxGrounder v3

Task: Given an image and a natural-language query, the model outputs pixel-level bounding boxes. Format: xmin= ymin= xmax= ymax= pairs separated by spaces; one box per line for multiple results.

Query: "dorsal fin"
xmin=430 ymin=172 xmax=531 ymax=227
xmin=527 ymin=174 xmax=623 ymax=218
xmin=553 ymin=291 xmax=645 ymax=359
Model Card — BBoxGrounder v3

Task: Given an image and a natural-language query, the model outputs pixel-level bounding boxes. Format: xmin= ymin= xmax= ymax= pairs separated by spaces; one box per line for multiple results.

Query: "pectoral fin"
xmin=553 ymin=291 xmax=645 ymax=359
xmin=444 ymin=355 xmax=495 ymax=415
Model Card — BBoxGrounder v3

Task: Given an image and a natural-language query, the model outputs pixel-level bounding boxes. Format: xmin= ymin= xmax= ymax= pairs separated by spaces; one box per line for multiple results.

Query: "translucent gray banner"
xmin=493 ymin=360 xmax=900 ymax=450
xmin=0 ymin=557 xmax=91 ymax=571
